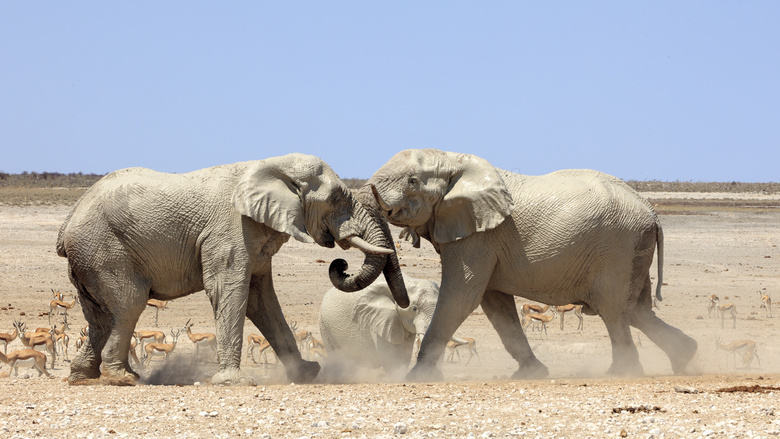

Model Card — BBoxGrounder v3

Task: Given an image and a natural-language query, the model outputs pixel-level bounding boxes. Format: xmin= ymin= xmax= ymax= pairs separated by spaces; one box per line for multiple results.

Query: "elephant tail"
xmin=55 ymin=213 xmax=72 ymax=258
xmin=655 ymin=220 xmax=664 ymax=303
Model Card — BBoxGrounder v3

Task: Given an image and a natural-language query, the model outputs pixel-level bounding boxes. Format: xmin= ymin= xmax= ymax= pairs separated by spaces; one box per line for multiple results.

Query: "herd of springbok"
xmin=0 ymin=287 xmax=772 ymax=378
xmin=706 ymin=290 xmax=771 ymax=370
xmin=512 ymin=289 xmax=771 ymax=372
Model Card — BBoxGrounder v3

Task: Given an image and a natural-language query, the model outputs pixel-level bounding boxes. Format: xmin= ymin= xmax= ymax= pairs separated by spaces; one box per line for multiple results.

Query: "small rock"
xmin=674 ymin=386 xmax=699 ymax=394
xmin=394 ymin=423 xmax=407 ymax=434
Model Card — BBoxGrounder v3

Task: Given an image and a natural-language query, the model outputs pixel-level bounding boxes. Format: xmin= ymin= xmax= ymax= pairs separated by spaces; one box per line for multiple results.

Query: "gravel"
xmin=1 ymin=375 xmax=779 ymax=438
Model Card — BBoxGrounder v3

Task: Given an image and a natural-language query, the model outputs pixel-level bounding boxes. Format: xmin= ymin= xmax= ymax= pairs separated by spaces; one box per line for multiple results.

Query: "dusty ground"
xmin=0 ymin=192 xmax=779 ymax=438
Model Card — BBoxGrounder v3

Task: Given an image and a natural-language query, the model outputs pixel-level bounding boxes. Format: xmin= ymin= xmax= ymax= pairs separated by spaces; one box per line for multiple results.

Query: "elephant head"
xmin=367 ymin=149 xmax=514 ymax=245
xmin=232 ymin=153 xmax=409 ymax=307
xmin=352 ymin=276 xmax=439 ymax=346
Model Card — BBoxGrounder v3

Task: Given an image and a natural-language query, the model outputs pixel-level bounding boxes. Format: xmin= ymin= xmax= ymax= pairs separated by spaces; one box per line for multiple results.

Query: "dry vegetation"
xmin=0 ymin=172 xmax=102 ymax=206
xmin=626 ymin=180 xmax=780 ymax=194
xmin=2 ymin=172 xmax=779 ymax=207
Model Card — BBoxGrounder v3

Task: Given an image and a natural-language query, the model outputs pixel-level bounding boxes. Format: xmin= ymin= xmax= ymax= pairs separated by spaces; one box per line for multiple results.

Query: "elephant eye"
xmin=412 ymin=305 xmax=419 ymax=312
xmin=408 ymin=176 xmax=418 ymax=186
xmin=330 ymin=189 xmax=343 ymax=203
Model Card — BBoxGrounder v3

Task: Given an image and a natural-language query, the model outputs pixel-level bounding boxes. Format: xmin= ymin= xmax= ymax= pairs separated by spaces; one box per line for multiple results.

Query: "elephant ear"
xmin=433 ymin=152 xmax=514 ymax=243
xmin=352 ymin=283 xmax=405 ymax=344
xmin=231 ymin=155 xmax=315 ymax=243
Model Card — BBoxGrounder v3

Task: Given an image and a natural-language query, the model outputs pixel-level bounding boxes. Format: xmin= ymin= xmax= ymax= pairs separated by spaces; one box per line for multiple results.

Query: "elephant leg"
xmin=205 ymin=273 xmax=252 ymax=385
xmin=70 ymin=287 xmax=110 ymax=381
xmin=601 ymin=309 xmax=643 ymax=377
xmin=69 ymin=272 xmax=145 ymax=382
xmin=481 ymin=290 xmax=548 ymax=379
xmin=629 ymin=278 xmax=698 ymax=374
xmin=100 ymin=279 xmax=148 ymax=381
xmin=407 ymin=254 xmax=493 ymax=382
xmin=246 ymin=273 xmax=320 ymax=384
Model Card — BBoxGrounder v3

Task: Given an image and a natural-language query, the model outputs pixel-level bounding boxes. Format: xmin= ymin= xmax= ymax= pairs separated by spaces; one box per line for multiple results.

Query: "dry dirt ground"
xmin=0 ymin=192 xmax=779 ymax=438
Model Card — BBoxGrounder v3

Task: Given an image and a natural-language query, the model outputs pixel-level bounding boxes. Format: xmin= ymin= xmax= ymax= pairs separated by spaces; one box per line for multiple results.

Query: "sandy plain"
xmin=0 ymin=191 xmax=778 ymax=438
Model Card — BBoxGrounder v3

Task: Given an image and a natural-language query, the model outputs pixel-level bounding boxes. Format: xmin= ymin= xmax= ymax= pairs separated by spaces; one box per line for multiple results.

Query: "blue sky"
xmin=2 ymin=2 xmax=778 ymax=182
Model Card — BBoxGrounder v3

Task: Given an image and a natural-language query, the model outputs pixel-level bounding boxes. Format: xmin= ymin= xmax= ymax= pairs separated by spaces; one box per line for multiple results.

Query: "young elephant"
xmin=57 ymin=153 xmax=408 ymax=385
xmin=319 ymin=276 xmax=439 ymax=379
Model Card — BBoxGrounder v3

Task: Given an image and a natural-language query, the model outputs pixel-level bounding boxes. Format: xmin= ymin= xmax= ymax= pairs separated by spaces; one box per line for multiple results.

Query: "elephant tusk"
xmin=346 ymin=236 xmax=394 ymax=255
xmin=370 ymin=184 xmax=393 ymax=215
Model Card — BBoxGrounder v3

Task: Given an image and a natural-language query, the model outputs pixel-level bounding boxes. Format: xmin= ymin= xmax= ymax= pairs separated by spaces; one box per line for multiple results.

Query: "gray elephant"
xmin=56 ymin=153 xmax=408 ymax=385
xmin=367 ymin=148 xmax=697 ymax=381
xmin=318 ymin=276 xmax=439 ymax=378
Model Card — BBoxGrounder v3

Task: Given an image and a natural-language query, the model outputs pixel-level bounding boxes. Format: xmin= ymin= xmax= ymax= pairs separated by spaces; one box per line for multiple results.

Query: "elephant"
xmin=367 ymin=148 xmax=698 ymax=381
xmin=318 ymin=275 xmax=439 ymax=378
xmin=56 ymin=153 xmax=409 ymax=385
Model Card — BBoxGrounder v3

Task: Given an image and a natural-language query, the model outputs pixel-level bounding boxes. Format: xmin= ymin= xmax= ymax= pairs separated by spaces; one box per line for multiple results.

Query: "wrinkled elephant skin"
xmin=57 ymin=153 xmax=407 ymax=385
xmin=319 ymin=276 xmax=438 ymax=379
xmin=368 ymin=148 xmax=698 ymax=381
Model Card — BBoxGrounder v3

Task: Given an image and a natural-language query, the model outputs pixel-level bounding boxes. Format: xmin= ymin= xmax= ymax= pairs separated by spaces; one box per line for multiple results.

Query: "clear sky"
xmin=2 ymin=2 xmax=778 ymax=182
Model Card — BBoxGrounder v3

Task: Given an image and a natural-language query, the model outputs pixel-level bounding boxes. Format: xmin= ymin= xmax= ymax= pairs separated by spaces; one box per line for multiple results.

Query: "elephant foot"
xmin=286 ymin=360 xmax=320 ymax=384
xmin=607 ymin=359 xmax=644 ymax=377
xmin=670 ymin=337 xmax=699 ymax=375
xmin=102 ymin=362 xmax=141 ymax=380
xmin=211 ymin=367 xmax=255 ymax=386
xmin=70 ymin=362 xmax=139 ymax=386
xmin=69 ymin=366 xmax=101 ymax=382
xmin=406 ymin=363 xmax=444 ymax=382
xmin=511 ymin=358 xmax=549 ymax=380
xmin=69 ymin=357 xmax=103 ymax=382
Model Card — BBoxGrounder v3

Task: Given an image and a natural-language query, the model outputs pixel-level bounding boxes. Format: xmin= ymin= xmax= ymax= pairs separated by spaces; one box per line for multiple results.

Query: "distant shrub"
xmin=626 ymin=180 xmax=780 ymax=194
xmin=342 ymin=178 xmax=368 ymax=189
xmin=0 ymin=172 xmax=104 ymax=189
xmin=1 ymin=172 xmax=777 ymax=206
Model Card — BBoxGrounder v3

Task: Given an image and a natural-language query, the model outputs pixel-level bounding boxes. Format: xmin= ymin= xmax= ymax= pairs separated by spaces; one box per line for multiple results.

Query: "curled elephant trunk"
xmin=328 ymin=186 xmax=409 ymax=308
xmin=328 ymin=256 xmax=385 ymax=292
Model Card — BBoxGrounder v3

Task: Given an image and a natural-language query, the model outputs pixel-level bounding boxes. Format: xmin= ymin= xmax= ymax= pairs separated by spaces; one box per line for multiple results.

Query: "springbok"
xmin=145 ymin=299 xmax=169 ymax=327
xmin=14 ymin=321 xmax=56 ymax=369
xmin=0 ymin=348 xmax=51 ymax=377
xmin=183 ymin=319 xmax=218 ymax=362
xmin=48 ymin=296 xmax=78 ymax=324
xmin=714 ymin=337 xmax=760 ymax=369
xmin=445 ymin=336 xmax=480 ymax=365
xmin=143 ymin=329 xmax=181 ymax=366
xmin=555 ymin=304 xmax=584 ymax=331
xmin=707 ymin=294 xmax=719 ymax=317
xmin=246 ymin=333 xmax=276 ymax=367
xmin=0 ymin=321 xmax=19 ymax=354
xmin=758 ymin=290 xmax=772 ymax=318
xmin=522 ymin=311 xmax=556 ymax=337
xmin=718 ymin=303 xmax=738 ymax=329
